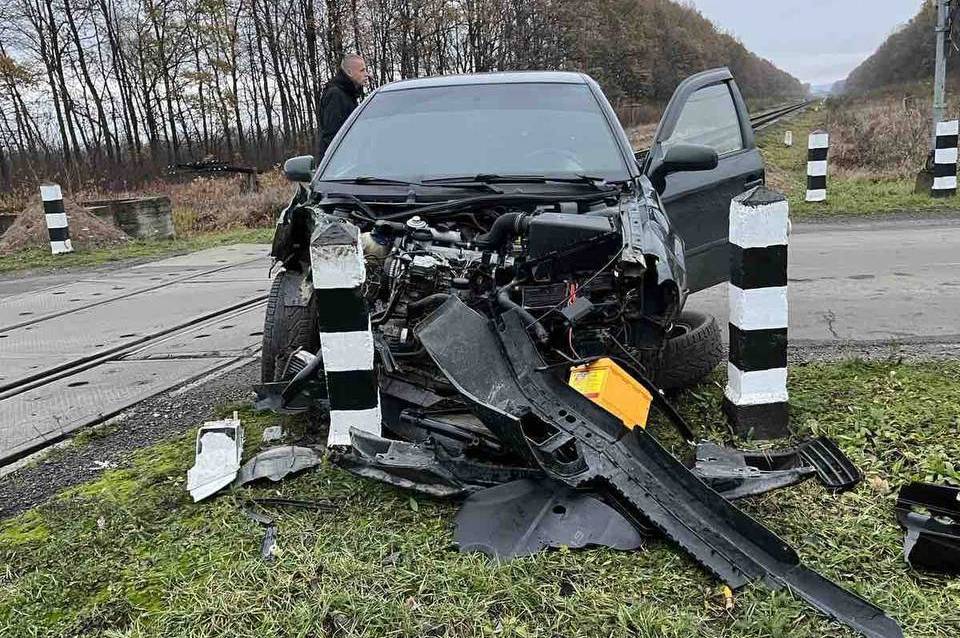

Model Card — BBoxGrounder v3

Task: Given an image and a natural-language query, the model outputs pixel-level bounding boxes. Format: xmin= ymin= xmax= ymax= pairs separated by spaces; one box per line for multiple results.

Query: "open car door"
xmin=644 ymin=68 xmax=764 ymax=293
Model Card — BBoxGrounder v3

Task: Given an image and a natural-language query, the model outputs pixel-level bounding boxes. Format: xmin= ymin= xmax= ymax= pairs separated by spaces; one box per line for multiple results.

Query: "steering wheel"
xmin=521 ymin=148 xmax=584 ymax=172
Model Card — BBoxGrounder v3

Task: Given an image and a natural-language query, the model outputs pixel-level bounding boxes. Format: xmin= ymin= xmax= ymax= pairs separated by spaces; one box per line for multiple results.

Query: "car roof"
xmin=377 ymin=71 xmax=589 ymax=92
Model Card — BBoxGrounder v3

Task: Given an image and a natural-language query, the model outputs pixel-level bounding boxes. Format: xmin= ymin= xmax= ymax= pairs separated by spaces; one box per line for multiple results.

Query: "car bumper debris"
xmin=186 ymin=413 xmax=244 ymax=502
xmin=235 ymin=445 xmax=321 ymax=486
xmin=895 ymin=482 xmax=960 ymax=574
xmin=692 ymin=437 xmax=862 ymax=499
xmin=454 ymin=478 xmax=643 ymax=559
xmin=415 ymin=297 xmax=901 ymax=638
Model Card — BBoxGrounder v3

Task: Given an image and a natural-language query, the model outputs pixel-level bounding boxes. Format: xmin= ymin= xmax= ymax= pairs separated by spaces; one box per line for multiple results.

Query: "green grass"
xmin=757 ymin=108 xmax=960 ymax=218
xmin=2 ymin=361 xmax=959 ymax=637
xmin=0 ymin=227 xmax=275 ymax=275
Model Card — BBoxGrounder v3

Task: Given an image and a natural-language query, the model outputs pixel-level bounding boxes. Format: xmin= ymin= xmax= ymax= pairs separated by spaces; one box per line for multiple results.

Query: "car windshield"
xmin=319 ymin=82 xmax=630 ymax=182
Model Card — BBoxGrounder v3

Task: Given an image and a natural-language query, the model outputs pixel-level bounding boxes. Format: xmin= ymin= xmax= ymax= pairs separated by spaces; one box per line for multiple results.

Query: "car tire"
xmin=261 ymin=269 xmax=319 ymax=383
xmin=645 ymin=310 xmax=723 ymax=390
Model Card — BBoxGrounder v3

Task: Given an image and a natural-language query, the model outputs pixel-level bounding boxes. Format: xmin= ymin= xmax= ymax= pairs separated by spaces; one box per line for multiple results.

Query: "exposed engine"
xmin=358 ymin=201 xmax=684 ymax=369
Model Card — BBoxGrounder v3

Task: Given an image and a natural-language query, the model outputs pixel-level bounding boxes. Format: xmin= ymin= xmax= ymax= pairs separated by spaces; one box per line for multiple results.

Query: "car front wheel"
xmin=641 ymin=310 xmax=723 ymax=390
xmin=261 ymin=269 xmax=319 ymax=383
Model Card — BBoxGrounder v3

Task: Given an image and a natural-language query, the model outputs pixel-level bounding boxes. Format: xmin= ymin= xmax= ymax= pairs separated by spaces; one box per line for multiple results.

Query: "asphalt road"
xmin=686 ymin=215 xmax=960 ymax=358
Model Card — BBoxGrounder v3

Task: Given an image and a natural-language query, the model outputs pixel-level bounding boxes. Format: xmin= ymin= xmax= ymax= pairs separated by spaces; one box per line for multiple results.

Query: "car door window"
xmin=663 ymin=83 xmax=743 ymax=156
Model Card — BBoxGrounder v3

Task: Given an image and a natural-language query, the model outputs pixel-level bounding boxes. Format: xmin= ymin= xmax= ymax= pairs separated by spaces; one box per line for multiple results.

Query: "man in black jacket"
xmin=317 ymin=54 xmax=369 ymax=158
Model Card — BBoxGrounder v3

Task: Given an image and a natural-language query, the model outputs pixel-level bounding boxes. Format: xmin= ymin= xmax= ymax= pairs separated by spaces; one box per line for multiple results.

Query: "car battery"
xmin=568 ymin=357 xmax=652 ymax=429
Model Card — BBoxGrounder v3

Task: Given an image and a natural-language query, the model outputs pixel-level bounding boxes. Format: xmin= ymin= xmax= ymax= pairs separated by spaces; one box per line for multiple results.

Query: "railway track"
xmin=749 ymin=100 xmax=812 ymax=130
xmin=0 ymin=246 xmax=272 ymax=467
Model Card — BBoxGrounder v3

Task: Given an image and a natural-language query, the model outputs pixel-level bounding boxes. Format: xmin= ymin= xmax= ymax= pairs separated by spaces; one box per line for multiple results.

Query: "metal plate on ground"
xmin=126 ymin=305 xmax=265 ymax=359
xmin=0 ymin=357 xmax=233 ymax=462
xmin=0 ymin=279 xmax=182 ymax=328
xmin=135 ymin=244 xmax=269 ymax=268
xmin=0 ymin=245 xmax=270 ymax=330
xmin=0 ymin=280 xmax=268 ymax=386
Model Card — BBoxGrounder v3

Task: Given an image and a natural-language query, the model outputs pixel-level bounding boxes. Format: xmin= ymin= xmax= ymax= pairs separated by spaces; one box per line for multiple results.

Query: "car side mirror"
xmin=283 ymin=155 xmax=316 ymax=182
xmin=661 ymin=143 xmax=718 ymax=175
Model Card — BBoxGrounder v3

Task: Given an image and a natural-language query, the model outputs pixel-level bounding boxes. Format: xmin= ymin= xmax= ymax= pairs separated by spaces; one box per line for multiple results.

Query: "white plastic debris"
xmin=186 ymin=412 xmax=245 ymax=502
xmin=261 ymin=426 xmax=285 ymax=443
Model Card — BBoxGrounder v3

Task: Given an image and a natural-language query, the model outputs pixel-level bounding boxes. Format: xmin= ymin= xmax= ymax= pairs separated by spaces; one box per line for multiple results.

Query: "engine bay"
xmin=340 ymin=195 xmax=687 ymax=374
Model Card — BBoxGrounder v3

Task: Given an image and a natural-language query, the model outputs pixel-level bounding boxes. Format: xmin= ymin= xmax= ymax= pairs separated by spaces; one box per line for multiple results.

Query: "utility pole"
xmin=932 ymin=0 xmax=952 ymax=148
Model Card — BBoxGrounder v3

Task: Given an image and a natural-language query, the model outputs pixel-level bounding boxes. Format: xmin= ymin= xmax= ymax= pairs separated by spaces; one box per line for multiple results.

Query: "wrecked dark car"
xmin=259 ymin=69 xmax=902 ymax=637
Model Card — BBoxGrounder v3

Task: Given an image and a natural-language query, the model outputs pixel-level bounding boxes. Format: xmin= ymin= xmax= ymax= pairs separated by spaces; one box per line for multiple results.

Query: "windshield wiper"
xmin=422 ymin=174 xmax=614 ymax=189
xmin=319 ymin=176 xmax=500 ymax=192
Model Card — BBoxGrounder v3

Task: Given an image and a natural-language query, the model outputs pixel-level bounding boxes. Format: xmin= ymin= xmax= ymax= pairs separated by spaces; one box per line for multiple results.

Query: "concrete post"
xmin=783 ymin=131 xmax=793 ymax=147
xmin=932 ymin=119 xmax=958 ymax=197
xmin=39 ymin=183 xmax=73 ymax=254
xmin=805 ymin=131 xmax=829 ymax=202
xmin=723 ymin=186 xmax=789 ymax=439
xmin=310 ymin=217 xmax=380 ymax=448
xmin=933 ymin=0 xmax=951 ymax=148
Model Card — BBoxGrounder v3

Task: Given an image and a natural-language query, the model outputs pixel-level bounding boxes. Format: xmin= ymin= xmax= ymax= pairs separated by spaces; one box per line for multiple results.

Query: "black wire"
xmin=522 ymin=245 xmax=625 ymax=332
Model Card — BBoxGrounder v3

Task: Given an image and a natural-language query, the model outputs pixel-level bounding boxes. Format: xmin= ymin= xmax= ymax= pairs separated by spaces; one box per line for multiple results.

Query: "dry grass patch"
xmin=72 ymin=170 xmax=292 ymax=237
xmin=824 ymin=88 xmax=954 ymax=179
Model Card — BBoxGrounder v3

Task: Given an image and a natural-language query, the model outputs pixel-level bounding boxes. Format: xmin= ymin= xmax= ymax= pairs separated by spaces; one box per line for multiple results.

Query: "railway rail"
xmin=749 ymin=100 xmax=812 ymax=130
xmin=0 ymin=247 xmax=272 ymax=467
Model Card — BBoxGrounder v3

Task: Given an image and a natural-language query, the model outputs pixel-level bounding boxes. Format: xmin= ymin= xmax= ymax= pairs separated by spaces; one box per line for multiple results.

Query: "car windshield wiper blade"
xmin=319 ymin=176 xmax=500 ymax=192
xmin=423 ymin=174 xmax=614 ymax=189
xmin=320 ymin=176 xmax=415 ymax=185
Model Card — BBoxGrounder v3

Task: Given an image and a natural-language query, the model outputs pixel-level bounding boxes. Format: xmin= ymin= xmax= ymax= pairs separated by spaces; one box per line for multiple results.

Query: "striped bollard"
xmin=932 ymin=119 xmax=958 ymax=197
xmin=723 ymin=186 xmax=789 ymax=439
xmin=310 ymin=216 xmax=381 ymax=447
xmin=40 ymin=183 xmax=73 ymax=254
xmin=805 ymin=130 xmax=828 ymax=202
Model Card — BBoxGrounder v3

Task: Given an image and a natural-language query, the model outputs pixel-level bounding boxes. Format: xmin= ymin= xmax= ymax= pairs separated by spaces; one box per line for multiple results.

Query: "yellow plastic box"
xmin=568 ymin=357 xmax=652 ymax=429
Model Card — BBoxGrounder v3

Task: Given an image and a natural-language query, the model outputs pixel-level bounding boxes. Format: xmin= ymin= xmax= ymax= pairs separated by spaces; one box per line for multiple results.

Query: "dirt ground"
xmin=0 ymin=196 xmax=129 ymax=255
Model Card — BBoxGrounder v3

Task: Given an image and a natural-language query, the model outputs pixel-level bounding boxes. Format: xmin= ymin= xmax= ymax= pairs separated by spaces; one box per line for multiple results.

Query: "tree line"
xmin=0 ymin=0 xmax=806 ymax=192
xmin=843 ymin=0 xmax=960 ymax=95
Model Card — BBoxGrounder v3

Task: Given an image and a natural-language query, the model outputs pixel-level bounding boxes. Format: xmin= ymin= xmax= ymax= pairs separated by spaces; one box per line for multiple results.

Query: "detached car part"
xmin=895 ymin=482 xmax=960 ymax=574
xmin=455 ymin=478 xmax=643 ymax=559
xmin=338 ymin=429 xmax=540 ymax=498
xmin=235 ymin=445 xmax=321 ymax=486
xmin=242 ymin=504 xmax=277 ymax=562
xmin=417 ymin=298 xmax=901 ymax=638
xmin=186 ymin=415 xmax=244 ymax=502
xmin=693 ymin=437 xmax=862 ymax=500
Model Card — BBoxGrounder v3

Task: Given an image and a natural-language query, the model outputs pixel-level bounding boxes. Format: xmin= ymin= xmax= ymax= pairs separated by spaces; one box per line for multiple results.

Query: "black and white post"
xmin=932 ymin=119 xmax=958 ymax=197
xmin=40 ymin=183 xmax=72 ymax=254
xmin=805 ymin=130 xmax=828 ymax=202
xmin=723 ymin=186 xmax=790 ymax=439
xmin=310 ymin=216 xmax=380 ymax=448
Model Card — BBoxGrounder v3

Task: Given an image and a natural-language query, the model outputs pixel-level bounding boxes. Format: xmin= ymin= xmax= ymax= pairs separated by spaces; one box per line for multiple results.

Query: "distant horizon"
xmin=682 ymin=0 xmax=926 ymax=86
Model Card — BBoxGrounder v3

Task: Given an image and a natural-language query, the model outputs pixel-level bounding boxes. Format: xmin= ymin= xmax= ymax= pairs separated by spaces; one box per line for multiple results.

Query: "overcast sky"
xmin=683 ymin=0 xmax=927 ymax=86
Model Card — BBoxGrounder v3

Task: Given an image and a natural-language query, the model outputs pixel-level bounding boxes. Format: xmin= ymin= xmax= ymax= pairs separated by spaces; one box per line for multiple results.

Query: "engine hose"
xmin=407 ymin=293 xmax=451 ymax=316
xmin=496 ymin=280 xmax=549 ymax=343
xmin=372 ymin=282 xmax=406 ymax=326
xmin=475 ymin=212 xmax=530 ymax=248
